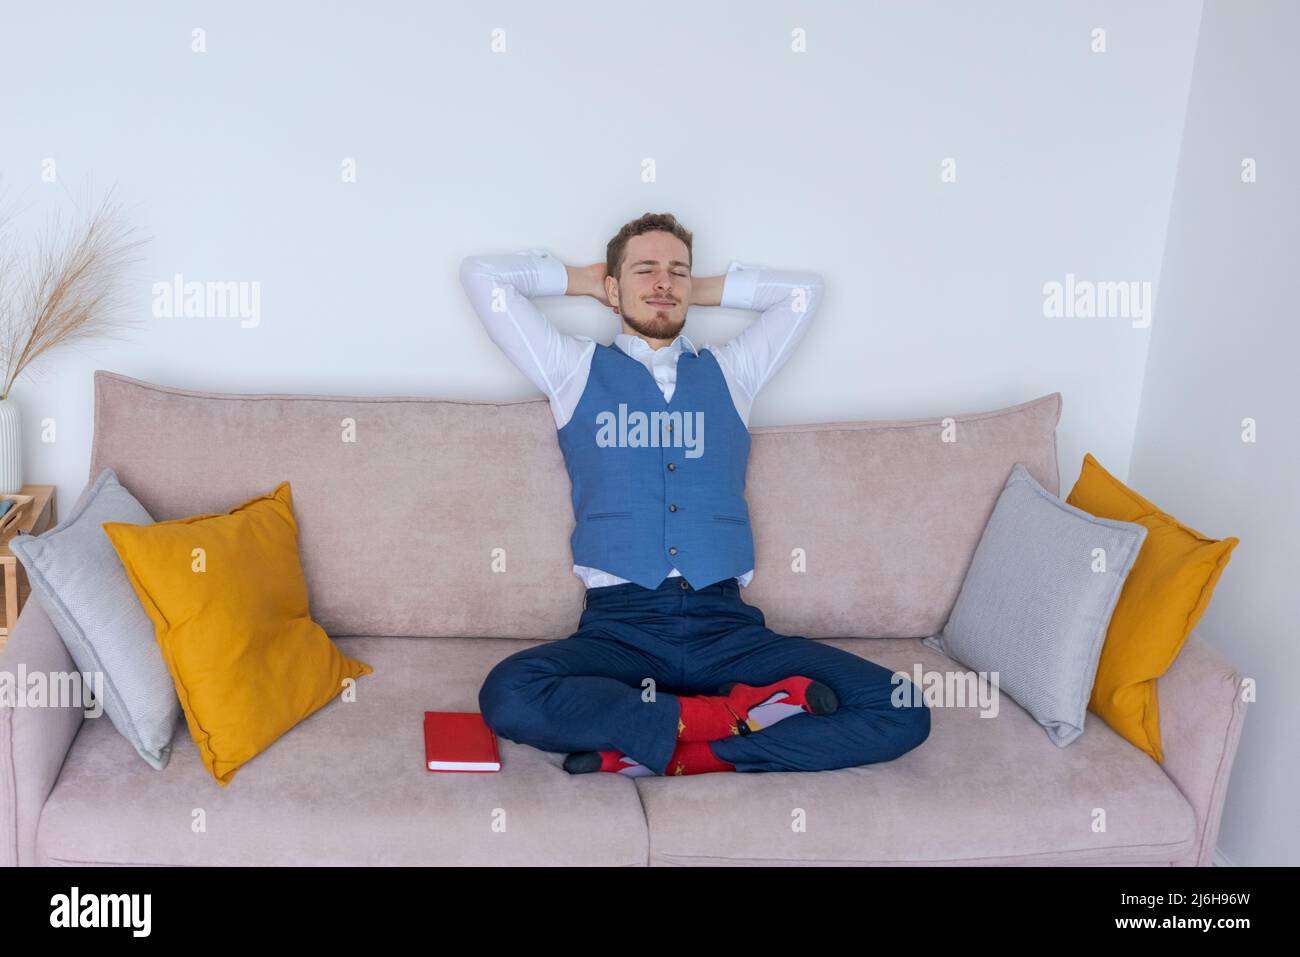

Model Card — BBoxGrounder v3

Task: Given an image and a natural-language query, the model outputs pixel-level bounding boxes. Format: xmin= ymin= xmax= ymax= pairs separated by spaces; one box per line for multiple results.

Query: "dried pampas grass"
xmin=0 ymin=186 xmax=148 ymax=400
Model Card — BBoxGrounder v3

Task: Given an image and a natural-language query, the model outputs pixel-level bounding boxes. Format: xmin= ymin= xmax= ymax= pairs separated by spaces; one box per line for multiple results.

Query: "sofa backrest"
xmin=87 ymin=370 xmax=1061 ymax=640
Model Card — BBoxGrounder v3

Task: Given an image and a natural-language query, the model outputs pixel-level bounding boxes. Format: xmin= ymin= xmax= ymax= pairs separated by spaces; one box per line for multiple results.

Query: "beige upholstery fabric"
xmin=37 ymin=636 xmax=648 ymax=866
xmin=89 ymin=371 xmax=1061 ymax=640
xmin=635 ymin=639 xmax=1196 ymax=866
xmin=35 ymin=634 xmax=1195 ymax=866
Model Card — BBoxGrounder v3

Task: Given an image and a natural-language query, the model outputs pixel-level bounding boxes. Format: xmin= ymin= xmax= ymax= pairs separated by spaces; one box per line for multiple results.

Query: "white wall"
xmin=1129 ymin=0 xmax=1299 ymax=866
xmin=0 ymin=0 xmax=1201 ymax=515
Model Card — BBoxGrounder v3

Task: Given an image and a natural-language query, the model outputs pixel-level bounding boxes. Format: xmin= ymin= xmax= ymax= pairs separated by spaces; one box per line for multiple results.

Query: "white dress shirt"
xmin=459 ymin=249 xmax=824 ymax=589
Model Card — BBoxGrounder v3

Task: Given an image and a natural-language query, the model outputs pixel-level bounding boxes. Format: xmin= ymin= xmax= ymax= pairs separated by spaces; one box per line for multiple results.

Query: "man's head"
xmin=605 ymin=212 xmax=693 ymax=346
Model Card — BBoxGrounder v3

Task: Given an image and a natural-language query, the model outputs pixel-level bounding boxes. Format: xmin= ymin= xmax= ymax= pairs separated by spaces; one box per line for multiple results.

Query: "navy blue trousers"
xmin=479 ymin=576 xmax=931 ymax=775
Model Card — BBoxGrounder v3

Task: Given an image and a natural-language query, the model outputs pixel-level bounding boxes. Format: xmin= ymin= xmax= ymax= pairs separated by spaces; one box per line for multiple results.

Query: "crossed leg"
xmin=478 ymin=613 xmax=931 ymax=776
xmin=478 ymin=631 xmax=683 ymax=775
xmin=689 ymin=625 xmax=932 ymax=772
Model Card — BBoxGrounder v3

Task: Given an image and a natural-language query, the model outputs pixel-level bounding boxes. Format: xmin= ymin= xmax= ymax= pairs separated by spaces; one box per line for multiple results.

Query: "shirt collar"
xmin=614 ymin=331 xmax=699 ymax=358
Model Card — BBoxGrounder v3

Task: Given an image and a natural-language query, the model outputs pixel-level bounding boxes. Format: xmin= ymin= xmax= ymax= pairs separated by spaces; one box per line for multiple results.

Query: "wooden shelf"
xmin=0 ymin=485 xmax=58 ymax=650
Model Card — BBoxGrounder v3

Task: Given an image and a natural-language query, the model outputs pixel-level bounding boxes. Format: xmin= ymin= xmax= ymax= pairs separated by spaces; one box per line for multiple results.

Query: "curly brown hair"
xmin=605 ymin=212 xmax=693 ymax=282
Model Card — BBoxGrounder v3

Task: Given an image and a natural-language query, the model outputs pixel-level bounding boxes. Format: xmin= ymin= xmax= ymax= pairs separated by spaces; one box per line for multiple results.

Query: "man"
xmin=463 ymin=212 xmax=930 ymax=776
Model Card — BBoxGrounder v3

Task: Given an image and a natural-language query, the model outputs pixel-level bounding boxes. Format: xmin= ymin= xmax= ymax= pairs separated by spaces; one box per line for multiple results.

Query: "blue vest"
xmin=556 ymin=342 xmax=754 ymax=590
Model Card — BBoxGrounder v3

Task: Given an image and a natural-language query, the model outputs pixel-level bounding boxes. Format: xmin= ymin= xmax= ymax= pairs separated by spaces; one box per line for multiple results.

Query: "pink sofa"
xmin=0 ymin=370 xmax=1247 ymax=865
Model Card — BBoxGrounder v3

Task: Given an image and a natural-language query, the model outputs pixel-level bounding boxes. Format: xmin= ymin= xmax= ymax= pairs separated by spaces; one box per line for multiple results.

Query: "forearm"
xmin=708 ymin=263 xmax=826 ymax=416
xmin=565 ymin=263 xmax=602 ymax=300
xmin=458 ymin=250 xmax=580 ymax=407
xmin=689 ymin=274 xmax=725 ymax=307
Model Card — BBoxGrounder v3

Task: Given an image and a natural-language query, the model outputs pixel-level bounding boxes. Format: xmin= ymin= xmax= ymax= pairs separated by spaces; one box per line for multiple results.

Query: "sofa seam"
xmin=750 ymin=392 xmax=1061 ymax=434
xmin=1 ymin=706 xmax=16 ymax=867
xmin=1187 ymin=667 xmax=1248 ymax=866
xmin=91 ymin=371 xmax=1060 ymax=436
xmin=631 ymin=780 xmax=654 ymax=866
xmin=93 ymin=370 xmax=566 ymax=409
xmin=40 ymin=853 xmax=647 ymax=867
xmin=650 ymin=835 xmax=1197 ymax=867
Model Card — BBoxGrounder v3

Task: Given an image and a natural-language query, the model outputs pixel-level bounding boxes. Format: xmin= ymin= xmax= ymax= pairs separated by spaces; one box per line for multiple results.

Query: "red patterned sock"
xmin=563 ymin=749 xmax=656 ymax=776
xmin=663 ymin=740 xmax=736 ymax=776
xmin=563 ymin=741 xmax=735 ymax=776
xmin=677 ymin=675 xmax=836 ymax=742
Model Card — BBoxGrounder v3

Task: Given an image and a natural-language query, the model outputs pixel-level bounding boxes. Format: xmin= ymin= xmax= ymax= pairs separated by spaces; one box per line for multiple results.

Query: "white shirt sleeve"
xmin=709 ymin=260 xmax=825 ymax=426
xmin=459 ymin=249 xmax=597 ymax=429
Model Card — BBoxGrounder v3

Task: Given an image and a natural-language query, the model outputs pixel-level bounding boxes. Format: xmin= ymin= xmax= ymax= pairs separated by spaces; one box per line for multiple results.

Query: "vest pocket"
xmin=713 ymin=514 xmax=749 ymax=525
xmin=585 ymin=511 xmax=632 ymax=521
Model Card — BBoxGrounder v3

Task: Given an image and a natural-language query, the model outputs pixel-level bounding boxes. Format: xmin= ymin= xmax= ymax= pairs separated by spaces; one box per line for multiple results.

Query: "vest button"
xmin=668 ymin=503 xmax=677 ymax=512
xmin=680 ymin=579 xmax=689 ymax=590
xmin=668 ymin=546 xmax=677 ymax=555
xmin=667 ymin=462 xmax=676 ymax=471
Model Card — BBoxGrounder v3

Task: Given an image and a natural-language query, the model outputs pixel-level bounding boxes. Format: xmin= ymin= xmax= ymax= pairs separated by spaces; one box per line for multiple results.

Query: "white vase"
xmin=0 ymin=395 xmax=22 ymax=494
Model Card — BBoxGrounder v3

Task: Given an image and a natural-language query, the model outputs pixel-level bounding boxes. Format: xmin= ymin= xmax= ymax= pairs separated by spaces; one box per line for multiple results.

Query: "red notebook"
xmin=424 ymin=711 xmax=501 ymax=772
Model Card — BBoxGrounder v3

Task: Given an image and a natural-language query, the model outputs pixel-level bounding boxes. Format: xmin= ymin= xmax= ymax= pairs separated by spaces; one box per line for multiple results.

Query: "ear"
xmin=605 ymin=273 xmax=619 ymax=306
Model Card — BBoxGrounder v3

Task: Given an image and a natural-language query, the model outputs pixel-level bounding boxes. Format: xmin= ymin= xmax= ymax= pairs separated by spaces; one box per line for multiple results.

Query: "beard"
xmin=620 ymin=301 xmax=685 ymax=341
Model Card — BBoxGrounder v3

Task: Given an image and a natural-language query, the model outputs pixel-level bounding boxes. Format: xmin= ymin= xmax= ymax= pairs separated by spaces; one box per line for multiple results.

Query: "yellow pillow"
xmin=102 ymin=481 xmax=372 ymax=786
xmin=1065 ymin=453 xmax=1237 ymax=763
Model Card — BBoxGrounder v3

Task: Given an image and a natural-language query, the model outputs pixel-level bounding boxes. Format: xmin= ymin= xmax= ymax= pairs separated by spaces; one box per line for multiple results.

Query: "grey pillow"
xmin=11 ymin=467 xmax=181 ymax=768
xmin=922 ymin=463 xmax=1147 ymax=747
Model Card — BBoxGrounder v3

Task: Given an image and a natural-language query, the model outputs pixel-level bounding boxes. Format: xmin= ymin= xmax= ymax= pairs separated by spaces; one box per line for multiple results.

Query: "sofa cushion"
xmin=35 ymin=636 xmax=648 ymax=866
xmin=635 ymin=638 xmax=1197 ymax=866
xmin=102 ymin=481 xmax=373 ymax=787
xmin=1064 ymin=452 xmax=1240 ymax=764
xmin=922 ymin=463 xmax=1147 ymax=748
xmin=87 ymin=370 xmax=1061 ymax=641
xmin=9 ymin=467 xmax=181 ymax=770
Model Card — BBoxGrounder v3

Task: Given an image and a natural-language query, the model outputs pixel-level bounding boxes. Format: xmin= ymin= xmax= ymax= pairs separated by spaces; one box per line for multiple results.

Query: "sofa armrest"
xmin=0 ymin=596 xmax=84 ymax=867
xmin=1157 ymin=630 xmax=1249 ymax=867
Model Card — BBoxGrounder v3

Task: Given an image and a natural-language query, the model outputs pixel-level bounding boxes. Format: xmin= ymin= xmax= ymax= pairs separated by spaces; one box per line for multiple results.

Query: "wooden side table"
xmin=0 ymin=485 xmax=58 ymax=652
